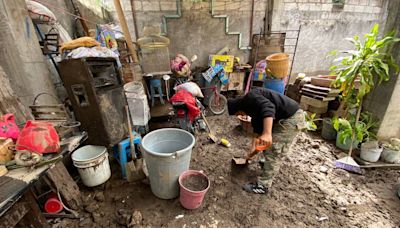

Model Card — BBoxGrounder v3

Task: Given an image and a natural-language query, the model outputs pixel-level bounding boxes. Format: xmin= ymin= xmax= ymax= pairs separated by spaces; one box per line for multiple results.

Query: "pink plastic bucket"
xmin=178 ymin=170 xmax=210 ymax=209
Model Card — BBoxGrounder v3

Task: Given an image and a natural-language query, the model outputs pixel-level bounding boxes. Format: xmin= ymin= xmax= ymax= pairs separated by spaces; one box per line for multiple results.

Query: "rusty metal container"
xmin=59 ymin=57 xmax=127 ymax=147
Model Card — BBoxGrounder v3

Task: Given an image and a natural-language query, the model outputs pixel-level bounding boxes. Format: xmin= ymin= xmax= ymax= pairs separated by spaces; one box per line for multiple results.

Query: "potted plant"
xmin=381 ymin=138 xmax=400 ymax=163
xmin=332 ymin=117 xmax=363 ymax=150
xmin=329 ymin=24 xmax=400 ymax=152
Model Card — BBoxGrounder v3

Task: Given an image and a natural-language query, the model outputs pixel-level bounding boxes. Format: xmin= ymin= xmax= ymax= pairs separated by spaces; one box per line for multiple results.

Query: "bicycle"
xmin=201 ymin=82 xmax=227 ymax=115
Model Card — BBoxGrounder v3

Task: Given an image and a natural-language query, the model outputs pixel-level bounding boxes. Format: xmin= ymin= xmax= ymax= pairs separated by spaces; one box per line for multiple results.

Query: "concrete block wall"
xmin=105 ymin=0 xmax=267 ymax=66
xmin=272 ymin=0 xmax=388 ymax=79
xmin=103 ymin=0 xmax=389 ymax=74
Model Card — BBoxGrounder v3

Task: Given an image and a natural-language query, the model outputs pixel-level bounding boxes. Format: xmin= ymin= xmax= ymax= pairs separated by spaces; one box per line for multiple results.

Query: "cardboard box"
xmin=209 ymin=55 xmax=234 ymax=73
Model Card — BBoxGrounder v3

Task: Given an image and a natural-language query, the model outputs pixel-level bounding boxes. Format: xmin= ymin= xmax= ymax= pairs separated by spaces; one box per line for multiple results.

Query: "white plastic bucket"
xmin=124 ymin=82 xmax=150 ymax=126
xmin=360 ymin=141 xmax=383 ymax=163
xmin=72 ymin=145 xmax=111 ymax=187
xmin=141 ymin=128 xmax=195 ymax=199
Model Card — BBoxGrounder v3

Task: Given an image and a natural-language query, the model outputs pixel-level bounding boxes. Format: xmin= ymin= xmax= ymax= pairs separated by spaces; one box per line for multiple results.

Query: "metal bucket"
xmin=141 ymin=128 xmax=195 ymax=199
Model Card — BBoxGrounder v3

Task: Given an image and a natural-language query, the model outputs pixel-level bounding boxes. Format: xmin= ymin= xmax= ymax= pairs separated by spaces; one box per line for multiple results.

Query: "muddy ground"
xmin=52 ymin=114 xmax=400 ymax=227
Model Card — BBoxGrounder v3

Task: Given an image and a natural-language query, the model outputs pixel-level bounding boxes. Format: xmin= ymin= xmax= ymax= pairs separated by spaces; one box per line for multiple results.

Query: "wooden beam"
xmin=46 ymin=162 xmax=82 ymax=210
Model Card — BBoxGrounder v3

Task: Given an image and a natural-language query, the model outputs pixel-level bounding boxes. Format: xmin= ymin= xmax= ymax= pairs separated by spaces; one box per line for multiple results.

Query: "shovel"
xmin=200 ymin=112 xmax=218 ymax=143
xmin=125 ymin=106 xmax=146 ymax=182
xmin=232 ymin=139 xmax=270 ymax=166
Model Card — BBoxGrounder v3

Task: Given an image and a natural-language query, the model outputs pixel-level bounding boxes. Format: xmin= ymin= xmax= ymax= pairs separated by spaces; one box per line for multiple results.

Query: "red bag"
xmin=16 ymin=121 xmax=60 ymax=154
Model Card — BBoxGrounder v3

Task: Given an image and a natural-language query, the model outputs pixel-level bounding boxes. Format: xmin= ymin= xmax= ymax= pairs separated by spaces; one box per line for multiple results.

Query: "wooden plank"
xmin=301 ymin=88 xmax=339 ymax=97
xmin=17 ymin=190 xmax=49 ymax=228
xmin=300 ymin=91 xmax=336 ymax=101
xmin=303 ymin=84 xmax=340 ymax=93
xmin=0 ymin=199 xmax=29 ymax=227
xmin=46 ymin=162 xmax=82 ymax=210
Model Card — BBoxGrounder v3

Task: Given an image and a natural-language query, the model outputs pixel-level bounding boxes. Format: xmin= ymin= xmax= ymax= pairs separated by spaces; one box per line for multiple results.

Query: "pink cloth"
xmin=0 ymin=114 xmax=20 ymax=141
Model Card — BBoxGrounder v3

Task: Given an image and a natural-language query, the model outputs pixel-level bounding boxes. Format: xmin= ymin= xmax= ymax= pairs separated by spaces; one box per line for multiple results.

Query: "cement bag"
xmin=26 ymin=0 xmax=56 ymax=23
xmin=174 ymin=82 xmax=204 ymax=98
xmin=16 ymin=121 xmax=60 ymax=154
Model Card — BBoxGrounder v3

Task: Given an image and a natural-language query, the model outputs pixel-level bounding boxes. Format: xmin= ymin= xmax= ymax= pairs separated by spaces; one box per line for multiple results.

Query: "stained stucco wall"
xmin=0 ymin=0 xmax=58 ymax=106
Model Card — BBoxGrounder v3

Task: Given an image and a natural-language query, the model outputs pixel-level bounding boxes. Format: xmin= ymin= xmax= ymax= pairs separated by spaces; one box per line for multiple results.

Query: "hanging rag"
xmin=170 ymin=90 xmax=200 ymax=122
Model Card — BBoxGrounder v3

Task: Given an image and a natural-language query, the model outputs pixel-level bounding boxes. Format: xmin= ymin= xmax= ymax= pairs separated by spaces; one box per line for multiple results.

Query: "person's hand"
xmin=258 ymin=133 xmax=272 ymax=149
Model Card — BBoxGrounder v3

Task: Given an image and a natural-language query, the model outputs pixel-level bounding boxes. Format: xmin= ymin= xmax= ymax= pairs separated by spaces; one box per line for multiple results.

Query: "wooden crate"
xmin=221 ymin=71 xmax=245 ymax=91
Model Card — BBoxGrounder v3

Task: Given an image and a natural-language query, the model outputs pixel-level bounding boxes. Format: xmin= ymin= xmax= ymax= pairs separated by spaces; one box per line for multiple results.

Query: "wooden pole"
xmin=113 ymin=0 xmax=139 ymax=64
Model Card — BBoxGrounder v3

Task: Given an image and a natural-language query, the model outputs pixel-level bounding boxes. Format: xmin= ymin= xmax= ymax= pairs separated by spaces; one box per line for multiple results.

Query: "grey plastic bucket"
xmin=141 ymin=128 xmax=195 ymax=199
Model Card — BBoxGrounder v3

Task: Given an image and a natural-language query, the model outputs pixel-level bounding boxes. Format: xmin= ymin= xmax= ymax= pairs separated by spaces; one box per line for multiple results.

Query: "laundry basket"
xmin=266 ymin=53 xmax=290 ymax=79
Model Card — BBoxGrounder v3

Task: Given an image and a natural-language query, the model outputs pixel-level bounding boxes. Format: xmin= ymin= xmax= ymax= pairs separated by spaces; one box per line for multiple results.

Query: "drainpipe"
xmin=161 ymin=0 xmax=181 ymax=35
xmin=210 ymin=0 xmax=251 ymax=50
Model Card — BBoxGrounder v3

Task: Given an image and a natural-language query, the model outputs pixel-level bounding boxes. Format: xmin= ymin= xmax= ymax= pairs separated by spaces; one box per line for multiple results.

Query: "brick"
xmin=160 ymin=1 xmax=176 ymax=11
xmin=285 ymin=3 xmax=298 ymax=11
xmin=300 ymin=96 xmax=329 ymax=108
xmin=213 ymin=1 xmax=225 ymax=11
xmin=142 ymin=1 xmax=160 ymax=11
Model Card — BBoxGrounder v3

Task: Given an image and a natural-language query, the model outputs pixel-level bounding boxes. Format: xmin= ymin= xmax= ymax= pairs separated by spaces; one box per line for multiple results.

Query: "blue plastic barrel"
xmin=264 ymin=78 xmax=285 ymax=94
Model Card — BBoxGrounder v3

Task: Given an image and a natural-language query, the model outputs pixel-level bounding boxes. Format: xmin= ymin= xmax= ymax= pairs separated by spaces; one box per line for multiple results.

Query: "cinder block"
xmin=160 ymin=1 xmax=176 ymax=11
xmin=358 ymin=0 xmax=368 ymax=5
xmin=143 ymin=1 xmax=160 ymax=11
xmin=300 ymin=96 xmax=329 ymax=108
xmin=308 ymin=105 xmax=328 ymax=114
xmin=285 ymin=3 xmax=297 ymax=11
xmin=354 ymin=5 xmax=365 ymax=13
xmin=225 ymin=2 xmax=241 ymax=10
xmin=298 ymin=3 xmax=310 ymax=11
xmin=372 ymin=6 xmax=381 ymax=13
xmin=343 ymin=4 xmax=355 ymax=12
xmin=321 ymin=3 xmax=332 ymax=11
xmin=133 ymin=1 xmax=142 ymax=11
xmin=309 ymin=3 xmax=322 ymax=11
xmin=371 ymin=0 xmax=383 ymax=7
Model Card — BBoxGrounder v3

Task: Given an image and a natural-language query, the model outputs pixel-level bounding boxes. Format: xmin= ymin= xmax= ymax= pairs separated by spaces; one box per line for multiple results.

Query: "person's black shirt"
xmin=228 ymin=88 xmax=299 ymax=134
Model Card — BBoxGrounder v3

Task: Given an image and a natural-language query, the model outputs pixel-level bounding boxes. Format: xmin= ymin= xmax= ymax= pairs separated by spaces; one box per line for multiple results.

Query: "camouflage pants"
xmin=258 ymin=109 xmax=306 ymax=188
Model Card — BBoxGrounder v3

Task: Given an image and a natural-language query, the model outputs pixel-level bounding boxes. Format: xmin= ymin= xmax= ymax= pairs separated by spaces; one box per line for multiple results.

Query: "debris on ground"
xmin=56 ymin=115 xmax=400 ymax=227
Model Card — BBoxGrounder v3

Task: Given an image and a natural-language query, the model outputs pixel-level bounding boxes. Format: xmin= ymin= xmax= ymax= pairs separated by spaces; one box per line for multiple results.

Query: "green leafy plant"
xmin=330 ymin=24 xmax=400 ymax=110
xmin=328 ymin=24 xmax=399 ymax=150
xmin=305 ymin=113 xmax=318 ymax=131
xmin=332 ymin=115 xmax=372 ymax=144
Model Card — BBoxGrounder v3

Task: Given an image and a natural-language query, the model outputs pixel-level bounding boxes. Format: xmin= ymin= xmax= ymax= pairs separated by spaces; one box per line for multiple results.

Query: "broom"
xmin=334 ymin=101 xmax=362 ymax=174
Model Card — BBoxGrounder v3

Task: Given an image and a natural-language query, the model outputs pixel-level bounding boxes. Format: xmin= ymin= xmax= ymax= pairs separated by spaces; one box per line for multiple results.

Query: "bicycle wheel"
xmin=209 ymin=93 xmax=227 ymax=115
